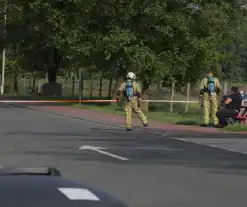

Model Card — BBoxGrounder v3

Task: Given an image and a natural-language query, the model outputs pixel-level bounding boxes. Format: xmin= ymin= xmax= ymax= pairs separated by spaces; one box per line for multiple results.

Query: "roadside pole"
xmin=1 ymin=2 xmax=7 ymax=95
xmin=79 ymin=69 xmax=84 ymax=104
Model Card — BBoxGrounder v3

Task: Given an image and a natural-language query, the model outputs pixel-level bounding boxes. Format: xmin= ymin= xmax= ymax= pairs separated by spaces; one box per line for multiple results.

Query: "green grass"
xmin=224 ymin=124 xmax=247 ymax=131
xmin=73 ymin=103 xmax=202 ymax=125
xmin=73 ymin=102 xmax=247 ymax=131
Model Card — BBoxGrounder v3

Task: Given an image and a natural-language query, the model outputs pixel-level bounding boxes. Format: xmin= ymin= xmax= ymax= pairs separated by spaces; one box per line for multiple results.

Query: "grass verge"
xmin=73 ymin=103 xmax=202 ymax=125
xmin=224 ymin=124 xmax=247 ymax=131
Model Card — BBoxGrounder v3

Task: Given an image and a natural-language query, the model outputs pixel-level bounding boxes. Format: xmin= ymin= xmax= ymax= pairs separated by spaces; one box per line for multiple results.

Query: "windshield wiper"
xmin=0 ymin=167 xmax=61 ymax=176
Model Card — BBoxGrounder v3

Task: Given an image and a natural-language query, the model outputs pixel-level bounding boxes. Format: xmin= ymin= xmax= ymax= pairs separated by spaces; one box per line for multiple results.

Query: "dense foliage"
xmin=2 ymin=0 xmax=247 ymax=92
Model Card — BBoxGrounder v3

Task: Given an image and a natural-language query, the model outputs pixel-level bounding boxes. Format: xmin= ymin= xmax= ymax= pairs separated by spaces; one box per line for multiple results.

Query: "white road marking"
xmin=58 ymin=188 xmax=100 ymax=201
xmin=207 ymin=144 xmax=218 ymax=148
xmin=225 ymin=148 xmax=236 ymax=152
xmin=99 ymin=146 xmax=182 ymax=151
xmin=79 ymin=145 xmax=129 ymax=161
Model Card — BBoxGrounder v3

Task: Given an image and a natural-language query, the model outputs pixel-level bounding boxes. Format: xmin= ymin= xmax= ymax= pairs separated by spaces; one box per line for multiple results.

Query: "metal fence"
xmin=3 ymin=77 xmax=247 ymax=114
xmin=7 ymin=78 xmax=246 ymax=97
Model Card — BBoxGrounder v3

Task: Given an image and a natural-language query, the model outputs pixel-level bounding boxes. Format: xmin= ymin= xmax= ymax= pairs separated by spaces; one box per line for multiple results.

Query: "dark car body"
xmin=0 ymin=167 xmax=129 ymax=207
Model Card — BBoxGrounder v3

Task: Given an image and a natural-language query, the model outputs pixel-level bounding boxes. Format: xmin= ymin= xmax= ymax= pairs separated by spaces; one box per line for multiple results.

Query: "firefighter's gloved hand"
xmin=215 ymin=87 xmax=221 ymax=94
xmin=200 ymin=89 xmax=204 ymax=95
xmin=116 ymin=97 xmax=120 ymax=105
xmin=137 ymin=102 xmax=141 ymax=108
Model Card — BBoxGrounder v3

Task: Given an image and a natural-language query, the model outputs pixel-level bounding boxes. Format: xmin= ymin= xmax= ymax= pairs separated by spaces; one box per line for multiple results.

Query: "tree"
xmin=3 ymin=0 xmax=247 ymax=94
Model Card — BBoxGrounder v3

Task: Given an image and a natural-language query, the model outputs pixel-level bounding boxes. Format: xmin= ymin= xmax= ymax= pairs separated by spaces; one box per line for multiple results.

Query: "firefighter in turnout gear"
xmin=200 ymin=71 xmax=221 ymax=127
xmin=116 ymin=72 xmax=148 ymax=131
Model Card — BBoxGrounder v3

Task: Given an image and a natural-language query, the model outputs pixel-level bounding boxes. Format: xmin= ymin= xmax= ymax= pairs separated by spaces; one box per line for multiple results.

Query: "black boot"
xmin=215 ymin=124 xmax=225 ymax=128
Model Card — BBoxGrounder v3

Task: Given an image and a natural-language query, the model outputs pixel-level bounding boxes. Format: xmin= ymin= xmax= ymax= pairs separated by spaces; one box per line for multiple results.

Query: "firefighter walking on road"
xmin=200 ymin=70 xmax=221 ymax=127
xmin=116 ymin=72 xmax=148 ymax=131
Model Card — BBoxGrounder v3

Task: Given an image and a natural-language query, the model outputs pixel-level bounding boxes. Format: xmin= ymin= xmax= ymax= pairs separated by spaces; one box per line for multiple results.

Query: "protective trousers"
xmin=124 ymin=98 xmax=148 ymax=129
xmin=203 ymin=93 xmax=218 ymax=125
xmin=216 ymin=108 xmax=238 ymax=125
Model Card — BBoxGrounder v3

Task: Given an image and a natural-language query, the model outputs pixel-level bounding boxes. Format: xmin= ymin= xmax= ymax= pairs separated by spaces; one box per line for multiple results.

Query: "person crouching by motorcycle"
xmin=215 ymin=86 xmax=243 ymax=128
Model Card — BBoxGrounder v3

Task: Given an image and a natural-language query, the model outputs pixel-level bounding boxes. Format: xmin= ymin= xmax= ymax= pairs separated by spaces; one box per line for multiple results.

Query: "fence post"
xmin=90 ymin=79 xmax=93 ymax=98
xmin=78 ymin=69 xmax=83 ymax=104
xmin=72 ymin=77 xmax=75 ymax=96
xmin=64 ymin=78 xmax=68 ymax=89
xmin=223 ymin=81 xmax=227 ymax=95
xmin=156 ymin=81 xmax=160 ymax=100
xmin=170 ymin=82 xmax=175 ymax=113
xmin=185 ymin=82 xmax=190 ymax=114
xmin=99 ymin=76 xmax=103 ymax=98
xmin=23 ymin=78 xmax=26 ymax=95
xmin=32 ymin=78 xmax=35 ymax=94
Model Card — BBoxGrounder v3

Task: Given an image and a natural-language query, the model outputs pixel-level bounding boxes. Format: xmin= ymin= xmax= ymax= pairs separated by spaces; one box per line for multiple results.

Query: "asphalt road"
xmin=0 ymin=103 xmax=247 ymax=207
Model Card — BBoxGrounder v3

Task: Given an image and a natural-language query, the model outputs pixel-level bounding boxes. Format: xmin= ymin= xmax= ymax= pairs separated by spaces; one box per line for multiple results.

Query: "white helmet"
xmin=126 ymin=72 xmax=136 ymax=80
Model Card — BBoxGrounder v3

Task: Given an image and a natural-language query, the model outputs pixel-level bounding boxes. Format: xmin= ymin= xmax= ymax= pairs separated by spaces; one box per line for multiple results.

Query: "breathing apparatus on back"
xmin=125 ymin=72 xmax=136 ymax=100
xmin=207 ymin=73 xmax=215 ymax=96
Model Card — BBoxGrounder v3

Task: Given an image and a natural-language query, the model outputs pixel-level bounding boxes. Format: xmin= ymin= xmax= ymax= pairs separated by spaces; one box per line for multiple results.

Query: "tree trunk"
xmin=112 ymin=76 xmax=123 ymax=99
xmin=112 ymin=68 xmax=126 ymax=99
xmin=99 ymin=76 xmax=103 ymax=98
xmin=108 ymin=77 xmax=113 ymax=98
xmin=32 ymin=77 xmax=36 ymax=94
xmin=48 ymin=66 xmax=58 ymax=83
xmin=47 ymin=48 xmax=61 ymax=83
xmin=13 ymin=75 xmax=19 ymax=96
